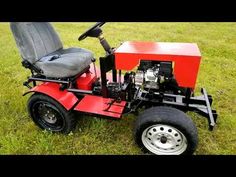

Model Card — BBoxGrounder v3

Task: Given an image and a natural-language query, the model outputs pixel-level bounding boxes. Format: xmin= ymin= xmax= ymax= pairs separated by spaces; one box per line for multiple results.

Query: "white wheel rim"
xmin=141 ymin=124 xmax=187 ymax=155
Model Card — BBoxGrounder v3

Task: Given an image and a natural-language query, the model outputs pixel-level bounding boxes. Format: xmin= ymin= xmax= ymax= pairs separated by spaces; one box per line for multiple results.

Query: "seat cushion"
xmin=36 ymin=47 xmax=93 ymax=78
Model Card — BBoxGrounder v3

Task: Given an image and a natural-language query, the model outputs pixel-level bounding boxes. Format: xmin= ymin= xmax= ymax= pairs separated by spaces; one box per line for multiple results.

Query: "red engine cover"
xmin=115 ymin=41 xmax=202 ymax=89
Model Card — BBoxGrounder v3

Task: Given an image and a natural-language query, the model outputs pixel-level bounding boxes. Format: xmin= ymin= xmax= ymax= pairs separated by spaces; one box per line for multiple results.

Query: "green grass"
xmin=0 ymin=22 xmax=236 ymax=155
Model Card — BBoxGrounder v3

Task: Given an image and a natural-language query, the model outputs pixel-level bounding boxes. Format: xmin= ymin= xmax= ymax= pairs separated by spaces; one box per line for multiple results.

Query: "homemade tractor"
xmin=11 ymin=22 xmax=218 ymax=155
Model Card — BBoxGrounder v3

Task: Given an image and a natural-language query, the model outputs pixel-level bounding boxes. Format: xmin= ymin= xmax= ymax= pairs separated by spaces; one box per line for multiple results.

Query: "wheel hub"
xmin=37 ymin=103 xmax=59 ymax=125
xmin=141 ymin=124 xmax=187 ymax=155
xmin=160 ymin=136 xmax=167 ymax=144
xmin=43 ymin=110 xmax=57 ymax=124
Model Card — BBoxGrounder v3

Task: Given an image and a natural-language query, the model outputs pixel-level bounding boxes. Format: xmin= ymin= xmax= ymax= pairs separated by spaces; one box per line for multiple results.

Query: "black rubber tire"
xmin=27 ymin=93 xmax=77 ymax=134
xmin=134 ymin=106 xmax=198 ymax=155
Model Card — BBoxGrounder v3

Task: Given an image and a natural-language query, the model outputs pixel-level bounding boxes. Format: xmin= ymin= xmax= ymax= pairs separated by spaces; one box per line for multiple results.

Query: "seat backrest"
xmin=10 ymin=22 xmax=63 ymax=63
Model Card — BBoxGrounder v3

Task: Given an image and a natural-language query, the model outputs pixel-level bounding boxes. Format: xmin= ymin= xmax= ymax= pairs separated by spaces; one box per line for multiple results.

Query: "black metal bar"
xmin=99 ymin=54 xmax=116 ymax=98
xmin=156 ymin=92 xmax=209 ymax=107
xmin=201 ymin=88 xmax=216 ymax=130
xmin=100 ymin=57 xmax=108 ymax=97
xmin=118 ymin=70 xmax=122 ymax=86
xmin=28 ymin=77 xmax=70 ymax=84
xmin=67 ymin=89 xmax=93 ymax=95
xmin=32 ymin=80 xmax=36 ymax=87
xmin=23 ymin=81 xmax=32 ymax=89
xmin=99 ymin=36 xmax=112 ymax=54
xmin=112 ymin=69 xmax=117 ymax=82
xmin=183 ymin=95 xmax=207 ymax=106
xmin=185 ymin=88 xmax=192 ymax=106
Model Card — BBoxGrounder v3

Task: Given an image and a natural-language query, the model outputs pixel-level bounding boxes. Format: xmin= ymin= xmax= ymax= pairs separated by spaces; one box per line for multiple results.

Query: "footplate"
xmin=74 ymin=95 xmax=126 ymax=118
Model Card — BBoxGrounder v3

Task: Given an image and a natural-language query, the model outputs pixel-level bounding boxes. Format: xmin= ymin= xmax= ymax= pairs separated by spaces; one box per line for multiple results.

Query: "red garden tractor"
xmin=10 ymin=22 xmax=218 ymax=155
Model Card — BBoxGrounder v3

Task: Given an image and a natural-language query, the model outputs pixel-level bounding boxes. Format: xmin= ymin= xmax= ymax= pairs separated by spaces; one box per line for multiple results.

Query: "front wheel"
xmin=134 ymin=106 xmax=198 ymax=155
xmin=28 ymin=93 xmax=77 ymax=134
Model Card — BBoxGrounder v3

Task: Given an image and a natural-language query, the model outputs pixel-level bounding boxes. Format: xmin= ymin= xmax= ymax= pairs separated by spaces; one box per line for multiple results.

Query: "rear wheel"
xmin=134 ymin=106 xmax=198 ymax=155
xmin=28 ymin=93 xmax=77 ymax=134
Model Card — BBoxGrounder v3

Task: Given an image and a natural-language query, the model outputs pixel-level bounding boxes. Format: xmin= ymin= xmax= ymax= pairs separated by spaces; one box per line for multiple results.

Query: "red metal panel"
xmin=74 ymin=95 xmax=126 ymax=118
xmin=76 ymin=72 xmax=97 ymax=90
xmin=115 ymin=41 xmax=202 ymax=89
xmin=75 ymin=64 xmax=119 ymax=90
xmin=27 ymin=82 xmax=78 ymax=110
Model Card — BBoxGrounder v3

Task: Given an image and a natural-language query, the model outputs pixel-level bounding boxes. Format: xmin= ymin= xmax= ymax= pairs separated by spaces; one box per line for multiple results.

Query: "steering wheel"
xmin=78 ymin=22 xmax=106 ymax=41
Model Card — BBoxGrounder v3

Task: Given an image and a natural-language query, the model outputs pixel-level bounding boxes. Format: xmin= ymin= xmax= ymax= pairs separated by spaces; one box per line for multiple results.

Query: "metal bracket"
xmin=198 ymin=88 xmax=218 ymax=130
xmin=134 ymin=87 xmax=218 ymax=131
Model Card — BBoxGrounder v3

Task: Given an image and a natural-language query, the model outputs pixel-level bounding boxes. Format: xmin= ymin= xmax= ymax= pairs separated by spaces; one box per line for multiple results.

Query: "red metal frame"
xmin=115 ymin=41 xmax=202 ymax=89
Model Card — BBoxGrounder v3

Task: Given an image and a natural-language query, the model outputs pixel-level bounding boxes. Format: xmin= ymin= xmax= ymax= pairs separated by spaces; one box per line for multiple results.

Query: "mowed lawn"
xmin=0 ymin=22 xmax=235 ymax=155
